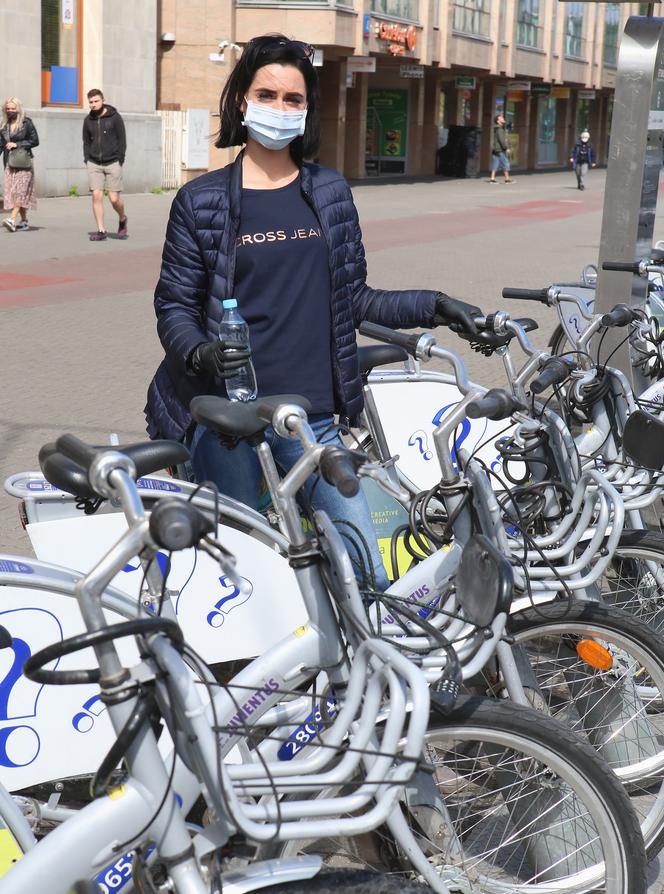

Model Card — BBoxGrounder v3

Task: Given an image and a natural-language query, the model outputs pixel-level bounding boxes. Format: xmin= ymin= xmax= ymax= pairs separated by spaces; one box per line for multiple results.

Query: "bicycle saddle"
xmin=190 ymin=393 xmax=313 ymax=441
xmin=358 ymin=345 xmax=408 ymax=380
xmin=39 ymin=440 xmax=190 ymax=500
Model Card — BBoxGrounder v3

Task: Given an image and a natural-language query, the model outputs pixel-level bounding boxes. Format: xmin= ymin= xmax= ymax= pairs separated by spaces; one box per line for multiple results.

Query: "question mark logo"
xmin=207 ymin=575 xmax=253 ymax=628
xmin=0 ymin=608 xmax=62 ymax=769
xmin=72 ymin=694 xmax=106 ymax=733
xmin=407 ymin=429 xmax=434 ymax=461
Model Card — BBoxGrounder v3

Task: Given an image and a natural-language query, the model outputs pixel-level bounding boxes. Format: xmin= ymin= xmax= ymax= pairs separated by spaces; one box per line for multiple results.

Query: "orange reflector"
xmin=576 ymin=639 xmax=613 ymax=671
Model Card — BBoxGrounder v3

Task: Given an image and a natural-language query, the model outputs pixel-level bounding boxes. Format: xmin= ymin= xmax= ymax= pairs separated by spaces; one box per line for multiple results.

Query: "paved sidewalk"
xmin=2 ymin=168 xmax=664 ymax=889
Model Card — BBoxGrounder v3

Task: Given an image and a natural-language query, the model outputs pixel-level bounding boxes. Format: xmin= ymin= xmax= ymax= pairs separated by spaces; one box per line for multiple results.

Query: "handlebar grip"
xmin=54 ymin=434 xmax=98 ymax=473
xmin=359 ymin=321 xmax=425 ymax=358
xmin=466 ymin=389 xmax=520 ymax=421
xmin=149 ymin=499 xmax=214 ymax=551
xmin=530 ymin=358 xmax=572 ymax=395
xmin=601 ymin=303 xmax=636 ymax=328
xmin=501 ymin=287 xmax=550 ymax=304
xmin=319 ymin=446 xmax=361 ymax=498
xmin=602 ymin=260 xmax=641 ymax=273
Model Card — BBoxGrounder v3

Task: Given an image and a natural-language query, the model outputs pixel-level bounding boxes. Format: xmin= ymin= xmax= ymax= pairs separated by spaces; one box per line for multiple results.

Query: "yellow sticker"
xmin=293 ymin=625 xmax=309 ymax=637
xmin=107 ymin=785 xmax=126 ymax=800
xmin=0 ymin=829 xmax=23 ymax=878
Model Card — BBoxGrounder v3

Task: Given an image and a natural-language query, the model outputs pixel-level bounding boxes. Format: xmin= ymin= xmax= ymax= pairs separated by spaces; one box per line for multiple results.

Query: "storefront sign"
xmin=551 ymin=86 xmax=571 ymax=99
xmin=400 ymin=64 xmax=424 ymax=79
xmin=367 ymin=89 xmax=409 ymax=160
xmin=454 ymin=76 xmax=476 ymax=89
xmin=375 ymin=21 xmax=417 ymax=56
xmin=348 ymin=56 xmax=377 ymax=74
xmin=363 ymin=13 xmax=371 ymax=39
xmin=578 ymin=89 xmax=596 ymax=100
xmin=531 ymin=83 xmax=551 ymax=95
xmin=508 ymin=80 xmax=531 ymax=91
xmin=62 ymin=0 xmax=75 ymax=25
xmin=507 ymin=91 xmax=527 ymax=102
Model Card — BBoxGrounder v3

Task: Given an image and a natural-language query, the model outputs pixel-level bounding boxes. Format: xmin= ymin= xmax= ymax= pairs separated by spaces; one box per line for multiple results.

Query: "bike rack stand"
xmin=596 ymin=15 xmax=664 ymax=390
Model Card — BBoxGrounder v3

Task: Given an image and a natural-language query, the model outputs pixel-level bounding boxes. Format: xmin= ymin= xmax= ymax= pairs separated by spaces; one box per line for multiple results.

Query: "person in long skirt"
xmin=0 ymin=97 xmax=39 ymax=232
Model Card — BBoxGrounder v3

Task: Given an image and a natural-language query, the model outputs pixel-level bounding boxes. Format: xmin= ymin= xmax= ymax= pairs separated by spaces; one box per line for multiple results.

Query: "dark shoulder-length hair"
xmin=216 ymin=34 xmax=320 ymax=163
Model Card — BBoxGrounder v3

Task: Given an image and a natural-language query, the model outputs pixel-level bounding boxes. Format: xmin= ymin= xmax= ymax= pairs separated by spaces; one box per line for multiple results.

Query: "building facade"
xmin=1 ymin=0 xmax=161 ymax=196
xmin=157 ymin=0 xmax=645 ymax=180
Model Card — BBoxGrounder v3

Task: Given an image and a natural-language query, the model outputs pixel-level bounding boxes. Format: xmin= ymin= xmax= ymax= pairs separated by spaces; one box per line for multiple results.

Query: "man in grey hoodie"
xmin=82 ymin=89 xmax=128 ymax=241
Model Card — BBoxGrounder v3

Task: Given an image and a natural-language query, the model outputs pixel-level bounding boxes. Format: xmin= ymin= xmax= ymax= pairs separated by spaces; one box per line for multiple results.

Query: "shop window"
xmin=41 ymin=0 xmax=82 ymax=106
xmin=516 ymin=0 xmax=541 ymax=49
xmin=564 ymin=2 xmax=585 ymax=59
xmin=576 ymin=98 xmax=591 ymax=134
xmin=603 ymin=4 xmax=620 ymax=67
xmin=452 ymin=0 xmax=490 ymax=38
xmin=371 ymin=0 xmax=418 ymax=22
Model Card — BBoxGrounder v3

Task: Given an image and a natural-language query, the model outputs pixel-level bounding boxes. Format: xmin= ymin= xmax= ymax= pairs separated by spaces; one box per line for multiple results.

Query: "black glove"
xmin=188 ymin=340 xmax=251 ymax=379
xmin=434 ymin=293 xmax=482 ymax=335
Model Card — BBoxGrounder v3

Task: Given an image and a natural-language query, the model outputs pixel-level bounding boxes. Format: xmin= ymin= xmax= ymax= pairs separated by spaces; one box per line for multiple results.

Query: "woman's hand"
xmin=5 ymin=142 xmax=17 ymax=150
xmin=434 ymin=294 xmax=482 ymax=335
xmin=189 ymin=340 xmax=252 ymax=378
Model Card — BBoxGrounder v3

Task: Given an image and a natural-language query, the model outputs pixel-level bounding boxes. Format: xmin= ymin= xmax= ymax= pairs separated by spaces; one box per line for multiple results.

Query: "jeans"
xmin=189 ymin=414 xmax=390 ymax=591
xmin=575 ymin=162 xmax=589 ymax=187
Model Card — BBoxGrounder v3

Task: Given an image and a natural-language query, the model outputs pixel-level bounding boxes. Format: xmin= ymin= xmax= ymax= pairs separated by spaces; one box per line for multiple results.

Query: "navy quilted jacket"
xmin=145 ymin=152 xmax=438 ymax=441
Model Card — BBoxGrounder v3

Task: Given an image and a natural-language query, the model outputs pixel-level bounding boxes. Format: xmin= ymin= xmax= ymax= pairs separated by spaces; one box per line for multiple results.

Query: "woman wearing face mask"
xmin=0 ymin=98 xmax=39 ymax=232
xmin=569 ymin=130 xmax=596 ymax=191
xmin=146 ymin=34 xmax=483 ymax=590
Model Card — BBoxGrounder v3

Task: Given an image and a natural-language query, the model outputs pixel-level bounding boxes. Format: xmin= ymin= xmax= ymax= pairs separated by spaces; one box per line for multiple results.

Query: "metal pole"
xmin=595 ymin=16 xmax=664 ymax=390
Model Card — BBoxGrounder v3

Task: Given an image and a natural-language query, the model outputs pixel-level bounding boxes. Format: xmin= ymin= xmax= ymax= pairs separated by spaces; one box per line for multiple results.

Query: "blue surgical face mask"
xmin=243 ymin=98 xmax=307 ymax=151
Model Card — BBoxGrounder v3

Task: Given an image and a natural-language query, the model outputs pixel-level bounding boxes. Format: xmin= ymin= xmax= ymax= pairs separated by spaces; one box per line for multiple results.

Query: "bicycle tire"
xmin=267 ymin=696 xmax=647 ymax=894
xmin=507 ymin=600 xmax=664 ymax=859
xmin=261 ymin=868 xmax=431 ymax=894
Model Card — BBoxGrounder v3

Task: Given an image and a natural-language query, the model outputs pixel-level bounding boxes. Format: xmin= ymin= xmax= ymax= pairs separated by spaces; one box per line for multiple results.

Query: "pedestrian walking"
xmin=145 ymin=33 xmax=484 ymax=591
xmin=82 ymin=88 xmax=128 ymax=241
xmin=489 ymin=115 xmax=513 ymax=184
xmin=0 ymin=97 xmax=39 ymax=232
xmin=570 ymin=130 xmax=596 ymax=190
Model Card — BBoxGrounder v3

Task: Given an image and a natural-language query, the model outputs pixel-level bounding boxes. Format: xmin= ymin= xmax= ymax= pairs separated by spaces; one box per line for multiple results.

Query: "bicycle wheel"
xmin=597 ymin=529 xmax=664 ymax=632
xmin=507 ymin=601 xmax=664 ymax=859
xmin=267 ymin=697 xmax=647 ymax=893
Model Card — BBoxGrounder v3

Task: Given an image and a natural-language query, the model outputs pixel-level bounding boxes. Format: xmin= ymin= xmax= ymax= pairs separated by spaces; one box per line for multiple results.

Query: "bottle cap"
xmin=223 ymin=298 xmax=238 ymax=309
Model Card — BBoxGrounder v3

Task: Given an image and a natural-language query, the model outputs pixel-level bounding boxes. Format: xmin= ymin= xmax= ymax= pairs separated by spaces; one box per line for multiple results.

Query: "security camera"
xmin=218 ymin=40 xmax=242 ymax=52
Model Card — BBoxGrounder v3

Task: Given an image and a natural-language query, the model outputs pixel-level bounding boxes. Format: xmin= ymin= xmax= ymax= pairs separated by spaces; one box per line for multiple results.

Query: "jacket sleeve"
xmin=115 ymin=114 xmax=126 ymax=165
xmin=154 ymin=188 xmax=210 ymax=373
xmin=344 ymin=188 xmax=437 ymax=329
xmin=82 ymin=119 xmax=89 ymax=162
xmin=17 ymin=120 xmax=39 ymax=151
xmin=570 ymin=144 xmax=578 ymax=168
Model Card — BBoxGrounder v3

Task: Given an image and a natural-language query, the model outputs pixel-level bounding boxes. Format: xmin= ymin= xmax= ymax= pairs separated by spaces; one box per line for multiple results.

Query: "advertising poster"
xmin=367 ymin=89 xmax=409 ymax=159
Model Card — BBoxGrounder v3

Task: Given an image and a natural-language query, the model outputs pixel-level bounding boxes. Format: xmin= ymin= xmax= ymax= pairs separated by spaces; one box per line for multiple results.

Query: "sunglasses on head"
xmin=250 ymin=37 xmax=315 ymax=61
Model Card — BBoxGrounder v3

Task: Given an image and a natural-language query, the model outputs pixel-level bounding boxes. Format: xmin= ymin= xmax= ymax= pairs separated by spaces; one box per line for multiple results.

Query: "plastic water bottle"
xmin=219 ymin=298 xmax=257 ymax=402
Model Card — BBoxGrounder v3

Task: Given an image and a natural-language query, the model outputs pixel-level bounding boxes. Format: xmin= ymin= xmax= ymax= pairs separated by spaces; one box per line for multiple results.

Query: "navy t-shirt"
xmin=234 ymin=176 xmax=335 ymax=413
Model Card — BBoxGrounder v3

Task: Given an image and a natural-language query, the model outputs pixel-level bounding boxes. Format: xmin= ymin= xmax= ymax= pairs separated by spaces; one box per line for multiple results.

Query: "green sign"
xmin=455 ymin=76 xmax=476 ymax=89
xmin=367 ymin=89 xmax=409 ymax=159
xmin=531 ymin=83 xmax=551 ymax=95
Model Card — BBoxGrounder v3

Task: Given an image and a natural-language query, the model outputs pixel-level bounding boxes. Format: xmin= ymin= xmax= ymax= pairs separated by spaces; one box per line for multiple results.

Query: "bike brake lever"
xmin=198 ymin=537 xmax=251 ymax=596
xmin=357 ymin=463 xmax=410 ymax=504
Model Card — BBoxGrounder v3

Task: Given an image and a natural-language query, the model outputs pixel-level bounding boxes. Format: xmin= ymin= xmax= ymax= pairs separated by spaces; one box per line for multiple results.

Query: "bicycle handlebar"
xmin=55 ymin=433 xmax=99 ymax=472
xmin=501 ymin=287 xmax=550 ymax=304
xmin=601 ymin=260 xmax=641 ymax=274
xmin=530 ymin=358 xmax=574 ymax=394
xmin=319 ymin=446 xmax=363 ymax=498
xmin=466 ymin=389 xmax=522 ymax=421
xmin=600 ymin=303 xmax=636 ymax=328
xmin=148 ymin=499 xmax=214 ymax=551
xmin=358 ymin=321 xmax=425 ymax=356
